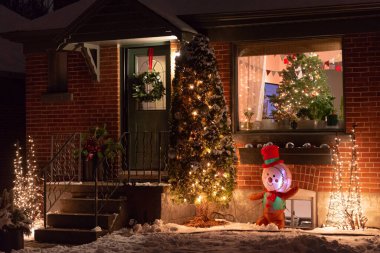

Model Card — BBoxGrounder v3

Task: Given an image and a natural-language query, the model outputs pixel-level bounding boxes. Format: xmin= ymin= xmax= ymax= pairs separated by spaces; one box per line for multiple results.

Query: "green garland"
xmin=130 ymin=71 xmax=165 ymax=102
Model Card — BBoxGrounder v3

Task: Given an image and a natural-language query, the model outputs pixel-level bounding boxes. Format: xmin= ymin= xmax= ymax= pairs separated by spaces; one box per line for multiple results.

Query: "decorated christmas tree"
xmin=269 ymin=53 xmax=334 ymax=121
xmin=168 ymin=34 xmax=236 ymax=209
xmin=325 ymin=137 xmax=346 ymax=228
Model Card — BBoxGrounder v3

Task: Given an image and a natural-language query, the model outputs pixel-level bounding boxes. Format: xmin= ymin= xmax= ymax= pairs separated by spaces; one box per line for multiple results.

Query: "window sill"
xmin=233 ymin=131 xmax=350 ymax=159
xmin=41 ymin=92 xmax=73 ymax=103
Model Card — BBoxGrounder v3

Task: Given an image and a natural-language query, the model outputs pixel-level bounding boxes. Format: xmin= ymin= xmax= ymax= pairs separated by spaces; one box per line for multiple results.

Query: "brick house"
xmin=2 ymin=0 xmax=380 ymax=230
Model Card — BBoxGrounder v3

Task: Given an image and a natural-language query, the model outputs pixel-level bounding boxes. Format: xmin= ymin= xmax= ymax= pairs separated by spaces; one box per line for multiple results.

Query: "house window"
xmin=237 ymin=38 xmax=343 ymax=131
xmin=48 ymin=51 xmax=68 ymax=93
xmin=134 ymin=55 xmax=166 ymax=110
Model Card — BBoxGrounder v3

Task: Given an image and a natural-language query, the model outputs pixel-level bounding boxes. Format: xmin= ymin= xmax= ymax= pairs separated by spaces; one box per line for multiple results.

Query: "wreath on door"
xmin=129 ymin=71 xmax=165 ymax=102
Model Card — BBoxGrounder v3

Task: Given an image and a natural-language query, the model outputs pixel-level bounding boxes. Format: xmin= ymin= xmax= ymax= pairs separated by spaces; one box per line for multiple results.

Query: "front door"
xmin=125 ymin=45 xmax=170 ymax=172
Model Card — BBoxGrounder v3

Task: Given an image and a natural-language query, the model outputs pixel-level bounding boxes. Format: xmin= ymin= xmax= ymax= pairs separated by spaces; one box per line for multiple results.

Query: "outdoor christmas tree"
xmin=325 ymin=137 xmax=346 ymax=228
xmin=345 ymin=124 xmax=367 ymax=230
xmin=13 ymin=142 xmax=27 ymax=210
xmin=269 ymin=53 xmax=334 ymax=121
xmin=12 ymin=137 xmax=42 ymax=225
xmin=168 ymin=34 xmax=236 ymax=210
xmin=24 ymin=136 xmax=43 ymax=223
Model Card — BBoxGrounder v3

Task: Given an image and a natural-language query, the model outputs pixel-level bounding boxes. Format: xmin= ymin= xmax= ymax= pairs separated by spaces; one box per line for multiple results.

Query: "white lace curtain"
xmin=238 ymin=56 xmax=266 ymax=127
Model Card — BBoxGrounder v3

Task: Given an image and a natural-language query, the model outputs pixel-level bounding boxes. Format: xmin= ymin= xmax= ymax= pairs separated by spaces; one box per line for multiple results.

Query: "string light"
xmin=13 ymin=136 xmax=42 ymax=226
xmin=345 ymin=123 xmax=367 ymax=230
xmin=325 ymin=137 xmax=346 ymax=228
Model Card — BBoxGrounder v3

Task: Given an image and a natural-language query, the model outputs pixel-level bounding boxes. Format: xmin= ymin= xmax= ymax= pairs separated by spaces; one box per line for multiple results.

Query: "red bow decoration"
xmin=148 ymin=48 xmax=154 ymax=71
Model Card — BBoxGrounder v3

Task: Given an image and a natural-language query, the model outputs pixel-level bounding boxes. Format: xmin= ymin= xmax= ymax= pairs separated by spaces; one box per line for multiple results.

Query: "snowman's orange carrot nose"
xmin=268 ymin=177 xmax=273 ymax=183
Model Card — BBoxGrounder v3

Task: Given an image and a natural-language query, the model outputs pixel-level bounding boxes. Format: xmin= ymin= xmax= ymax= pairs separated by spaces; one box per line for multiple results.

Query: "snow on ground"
xmin=18 ymin=221 xmax=380 ymax=253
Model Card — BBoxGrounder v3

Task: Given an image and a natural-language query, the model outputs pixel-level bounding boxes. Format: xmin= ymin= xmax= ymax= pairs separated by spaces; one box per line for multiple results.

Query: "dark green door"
xmin=126 ymin=45 xmax=170 ymax=172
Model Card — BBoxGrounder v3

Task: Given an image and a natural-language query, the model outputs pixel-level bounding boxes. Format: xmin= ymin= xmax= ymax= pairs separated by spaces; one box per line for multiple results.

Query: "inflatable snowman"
xmin=249 ymin=144 xmax=298 ymax=229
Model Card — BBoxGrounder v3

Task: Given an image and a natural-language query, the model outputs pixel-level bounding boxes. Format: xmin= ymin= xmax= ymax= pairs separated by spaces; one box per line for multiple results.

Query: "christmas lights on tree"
xmin=345 ymin=123 xmax=367 ymax=230
xmin=168 ymin=34 xmax=236 ymax=209
xmin=269 ymin=53 xmax=334 ymax=121
xmin=25 ymin=136 xmax=42 ymax=223
xmin=325 ymin=137 xmax=346 ymax=228
xmin=12 ymin=136 xmax=42 ymax=225
xmin=13 ymin=142 xmax=27 ymax=209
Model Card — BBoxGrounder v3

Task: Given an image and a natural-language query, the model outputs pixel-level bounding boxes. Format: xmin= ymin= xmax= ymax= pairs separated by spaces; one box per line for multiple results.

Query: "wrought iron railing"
xmin=122 ymin=131 xmax=169 ymax=184
xmin=42 ymin=131 xmax=169 ymax=228
xmin=42 ymin=133 xmax=81 ymax=228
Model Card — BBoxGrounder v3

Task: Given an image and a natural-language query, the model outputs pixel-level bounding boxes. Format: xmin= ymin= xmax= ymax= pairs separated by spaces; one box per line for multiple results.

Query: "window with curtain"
xmin=237 ymin=38 xmax=344 ymax=131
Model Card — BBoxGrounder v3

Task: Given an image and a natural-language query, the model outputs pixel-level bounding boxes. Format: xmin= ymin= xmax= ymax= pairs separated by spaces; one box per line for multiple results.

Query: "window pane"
xmin=135 ymin=55 xmax=166 ymax=110
xmin=237 ymin=39 xmax=343 ymax=131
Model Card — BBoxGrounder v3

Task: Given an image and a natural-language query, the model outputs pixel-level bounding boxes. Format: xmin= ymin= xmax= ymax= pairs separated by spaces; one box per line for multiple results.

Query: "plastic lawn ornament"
xmin=249 ymin=145 xmax=298 ymax=229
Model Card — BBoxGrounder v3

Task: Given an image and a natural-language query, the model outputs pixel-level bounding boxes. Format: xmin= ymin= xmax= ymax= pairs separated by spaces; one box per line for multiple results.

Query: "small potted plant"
xmin=81 ymin=124 xmax=125 ymax=181
xmin=0 ymin=189 xmax=31 ymax=252
xmin=296 ymin=107 xmax=314 ymax=129
xmin=327 ymin=110 xmax=339 ymax=126
xmin=308 ymin=95 xmax=334 ymax=128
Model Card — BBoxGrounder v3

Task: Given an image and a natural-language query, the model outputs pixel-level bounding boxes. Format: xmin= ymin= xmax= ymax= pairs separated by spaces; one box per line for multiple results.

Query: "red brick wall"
xmin=25 ymin=45 xmax=120 ymax=168
xmin=211 ymin=42 xmax=232 ymax=111
xmin=212 ymin=33 xmax=380 ymax=193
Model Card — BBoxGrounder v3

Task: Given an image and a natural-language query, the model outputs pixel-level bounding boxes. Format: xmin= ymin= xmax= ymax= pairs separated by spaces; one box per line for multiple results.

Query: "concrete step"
xmin=60 ymin=198 xmax=126 ymax=214
xmin=34 ymin=227 xmax=107 ymax=245
xmin=63 ymin=183 xmax=122 ymax=198
xmin=47 ymin=213 xmax=117 ymax=230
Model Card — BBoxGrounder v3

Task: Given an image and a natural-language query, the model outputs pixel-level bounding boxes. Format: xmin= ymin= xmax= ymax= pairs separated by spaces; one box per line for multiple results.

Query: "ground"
xmin=17 ymin=221 xmax=380 ymax=253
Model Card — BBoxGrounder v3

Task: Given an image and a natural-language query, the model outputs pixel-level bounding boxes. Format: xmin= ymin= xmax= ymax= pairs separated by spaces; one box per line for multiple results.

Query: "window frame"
xmin=231 ymin=37 xmax=346 ymax=134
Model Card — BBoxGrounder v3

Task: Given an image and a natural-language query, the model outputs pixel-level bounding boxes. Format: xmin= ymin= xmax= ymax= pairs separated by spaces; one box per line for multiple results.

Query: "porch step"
xmin=60 ymin=198 xmax=126 ymax=213
xmin=47 ymin=213 xmax=117 ymax=230
xmin=34 ymin=227 xmax=107 ymax=245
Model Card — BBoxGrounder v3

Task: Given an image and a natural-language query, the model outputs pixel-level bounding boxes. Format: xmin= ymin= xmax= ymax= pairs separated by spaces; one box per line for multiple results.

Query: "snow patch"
xmin=16 ymin=220 xmax=380 ymax=253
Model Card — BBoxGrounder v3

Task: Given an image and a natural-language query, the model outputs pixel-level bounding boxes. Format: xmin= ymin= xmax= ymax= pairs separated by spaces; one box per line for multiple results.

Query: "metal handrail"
xmin=42 ymin=133 xmax=81 ymax=228
xmin=42 ymin=131 xmax=169 ymax=229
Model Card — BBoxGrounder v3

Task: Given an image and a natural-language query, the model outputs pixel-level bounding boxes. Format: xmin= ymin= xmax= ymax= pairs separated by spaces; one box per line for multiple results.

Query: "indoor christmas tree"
xmin=345 ymin=124 xmax=367 ymax=230
xmin=269 ymin=53 xmax=334 ymax=121
xmin=168 ymin=34 xmax=236 ymax=214
xmin=325 ymin=137 xmax=346 ymax=228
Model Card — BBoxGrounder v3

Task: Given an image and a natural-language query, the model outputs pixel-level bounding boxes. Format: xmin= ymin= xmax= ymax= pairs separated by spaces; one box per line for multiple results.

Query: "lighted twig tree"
xmin=13 ymin=142 xmax=27 ymax=209
xmin=345 ymin=123 xmax=367 ymax=230
xmin=24 ymin=136 xmax=43 ymax=223
xmin=168 ymin=34 xmax=236 ymax=222
xmin=325 ymin=137 xmax=347 ymax=228
xmin=12 ymin=137 xmax=42 ymax=225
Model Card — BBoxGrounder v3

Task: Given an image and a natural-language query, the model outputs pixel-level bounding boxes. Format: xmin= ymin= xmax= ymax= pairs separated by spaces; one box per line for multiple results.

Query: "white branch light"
xmin=13 ymin=136 xmax=42 ymax=225
xmin=345 ymin=124 xmax=367 ymax=230
xmin=325 ymin=137 xmax=346 ymax=228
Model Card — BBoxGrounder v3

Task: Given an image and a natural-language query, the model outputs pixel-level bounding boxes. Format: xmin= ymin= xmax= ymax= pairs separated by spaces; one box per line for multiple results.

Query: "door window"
xmin=135 ymin=55 xmax=166 ymax=110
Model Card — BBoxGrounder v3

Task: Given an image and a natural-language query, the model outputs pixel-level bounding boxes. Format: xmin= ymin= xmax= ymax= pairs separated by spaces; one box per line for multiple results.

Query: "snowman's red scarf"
xmin=265 ymin=190 xmax=279 ymax=208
